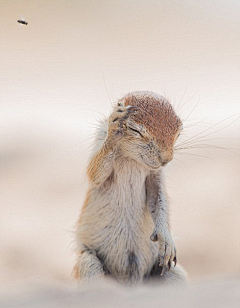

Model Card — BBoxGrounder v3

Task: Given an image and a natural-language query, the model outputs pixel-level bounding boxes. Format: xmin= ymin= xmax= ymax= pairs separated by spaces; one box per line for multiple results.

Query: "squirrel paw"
xmin=150 ymin=230 xmax=177 ymax=276
xmin=108 ymin=106 xmax=138 ymax=141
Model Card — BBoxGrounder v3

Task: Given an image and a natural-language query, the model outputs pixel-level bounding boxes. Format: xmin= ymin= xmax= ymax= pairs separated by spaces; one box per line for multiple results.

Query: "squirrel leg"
xmin=73 ymin=250 xmax=104 ymax=283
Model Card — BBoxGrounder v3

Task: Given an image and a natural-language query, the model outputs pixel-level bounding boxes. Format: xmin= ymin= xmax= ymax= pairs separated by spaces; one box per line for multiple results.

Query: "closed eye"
xmin=128 ymin=127 xmax=143 ymax=137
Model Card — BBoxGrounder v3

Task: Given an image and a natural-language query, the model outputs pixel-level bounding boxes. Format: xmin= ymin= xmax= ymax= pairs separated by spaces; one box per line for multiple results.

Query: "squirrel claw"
xmin=160 ymin=266 xmax=165 ymax=276
xmin=173 ymin=256 xmax=177 ymax=267
xmin=153 ymin=229 xmax=177 ymax=272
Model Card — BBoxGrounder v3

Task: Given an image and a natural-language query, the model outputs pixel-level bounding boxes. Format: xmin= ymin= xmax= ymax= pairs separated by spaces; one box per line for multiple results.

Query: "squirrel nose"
xmin=161 ymin=151 xmax=173 ymax=166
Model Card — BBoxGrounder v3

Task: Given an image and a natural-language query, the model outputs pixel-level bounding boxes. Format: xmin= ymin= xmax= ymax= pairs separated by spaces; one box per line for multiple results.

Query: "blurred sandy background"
xmin=0 ymin=0 xmax=240 ymax=307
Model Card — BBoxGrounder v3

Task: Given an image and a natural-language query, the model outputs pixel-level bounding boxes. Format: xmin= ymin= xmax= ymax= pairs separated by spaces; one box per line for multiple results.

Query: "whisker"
xmin=183 ymin=123 xmax=210 ymax=129
xmin=176 ymin=152 xmax=214 ymax=161
xmin=188 ymin=137 xmax=240 ymax=142
xmin=99 ymin=68 xmax=113 ymax=105
xmin=175 ymin=136 xmax=239 ymax=150
xmin=88 ymin=122 xmax=102 ymax=129
xmin=176 ymin=143 xmax=240 ymax=151
xmin=173 ymin=157 xmax=191 ymax=168
xmin=175 ymin=87 xmax=188 ymax=113
xmin=182 ymin=96 xmax=200 ymax=123
xmin=183 ymin=116 xmax=205 ymax=123
xmin=177 ymin=114 xmax=240 ymax=148
xmin=175 ymin=144 xmax=240 ymax=156
xmin=178 ymin=89 xmax=199 ymax=115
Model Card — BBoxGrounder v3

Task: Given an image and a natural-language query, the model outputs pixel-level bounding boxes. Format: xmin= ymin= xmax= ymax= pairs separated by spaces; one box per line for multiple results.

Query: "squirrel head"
xmin=118 ymin=91 xmax=182 ymax=169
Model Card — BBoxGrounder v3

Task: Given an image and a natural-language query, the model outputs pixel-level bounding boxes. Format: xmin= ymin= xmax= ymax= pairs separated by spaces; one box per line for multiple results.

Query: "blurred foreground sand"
xmin=1 ymin=277 xmax=240 ymax=308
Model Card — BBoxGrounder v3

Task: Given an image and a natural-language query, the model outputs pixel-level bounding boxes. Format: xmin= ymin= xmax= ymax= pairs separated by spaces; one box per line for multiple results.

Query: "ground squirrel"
xmin=73 ymin=91 xmax=187 ymax=286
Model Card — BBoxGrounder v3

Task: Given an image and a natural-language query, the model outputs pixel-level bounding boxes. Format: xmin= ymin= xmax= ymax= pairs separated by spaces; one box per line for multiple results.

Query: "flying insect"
xmin=17 ymin=15 xmax=28 ymax=25
xmin=17 ymin=19 xmax=28 ymax=25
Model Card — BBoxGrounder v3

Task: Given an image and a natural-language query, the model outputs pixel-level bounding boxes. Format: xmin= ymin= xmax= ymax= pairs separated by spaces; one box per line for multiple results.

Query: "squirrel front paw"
xmin=150 ymin=229 xmax=177 ymax=275
xmin=108 ymin=105 xmax=138 ymax=142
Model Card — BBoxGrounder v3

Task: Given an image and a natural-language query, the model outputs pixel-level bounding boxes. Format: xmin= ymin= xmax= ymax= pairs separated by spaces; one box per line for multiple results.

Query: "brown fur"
xmin=123 ymin=92 xmax=182 ymax=155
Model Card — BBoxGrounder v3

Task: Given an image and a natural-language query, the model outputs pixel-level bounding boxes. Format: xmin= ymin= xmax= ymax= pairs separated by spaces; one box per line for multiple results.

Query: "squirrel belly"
xmin=76 ymin=156 xmax=158 ymax=284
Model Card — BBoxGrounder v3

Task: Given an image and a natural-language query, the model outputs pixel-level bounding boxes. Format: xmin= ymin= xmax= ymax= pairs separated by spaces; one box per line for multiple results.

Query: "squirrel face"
xmin=119 ymin=91 xmax=182 ymax=169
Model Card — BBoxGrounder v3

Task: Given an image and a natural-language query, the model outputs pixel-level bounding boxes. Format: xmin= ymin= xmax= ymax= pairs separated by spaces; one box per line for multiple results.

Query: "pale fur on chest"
xmin=77 ymin=157 xmax=158 ymax=284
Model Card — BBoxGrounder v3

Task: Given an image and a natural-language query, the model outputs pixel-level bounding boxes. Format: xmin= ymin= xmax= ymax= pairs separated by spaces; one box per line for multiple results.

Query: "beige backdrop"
xmin=0 ymin=0 xmax=240 ymax=305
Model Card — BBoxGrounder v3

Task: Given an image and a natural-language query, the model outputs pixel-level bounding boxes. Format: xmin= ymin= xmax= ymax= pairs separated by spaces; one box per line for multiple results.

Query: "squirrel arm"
xmin=87 ymin=138 xmax=116 ymax=186
xmin=146 ymin=170 xmax=177 ymax=270
xmin=87 ymin=105 xmax=137 ymax=186
xmin=146 ymin=170 xmax=170 ymax=235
